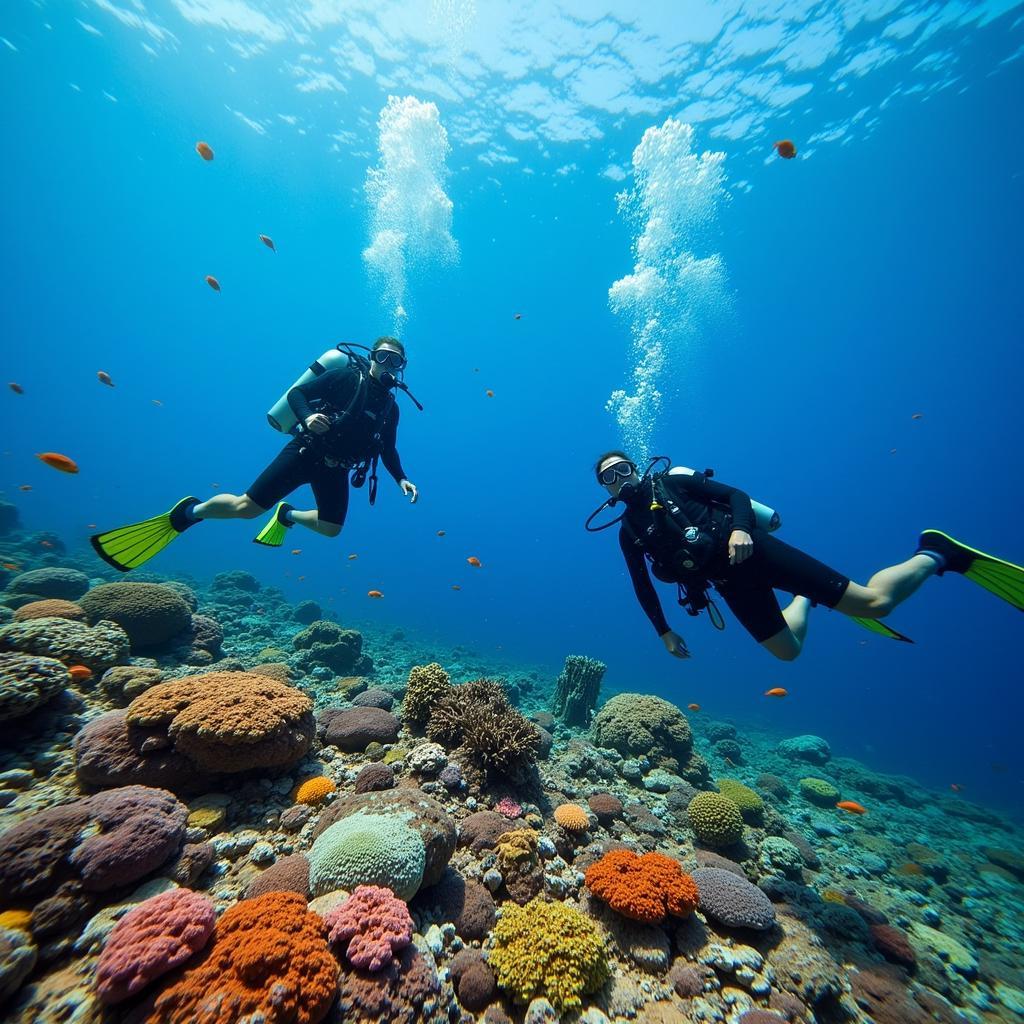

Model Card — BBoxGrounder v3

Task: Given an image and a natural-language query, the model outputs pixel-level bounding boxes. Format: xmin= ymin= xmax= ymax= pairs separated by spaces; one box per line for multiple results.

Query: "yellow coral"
xmin=553 ymin=803 xmax=590 ymax=832
xmin=0 ymin=909 xmax=32 ymax=932
xmin=401 ymin=662 xmax=452 ymax=727
xmin=496 ymin=828 xmax=539 ymax=869
xmin=490 ymin=898 xmax=609 ymax=1011
xmin=717 ymin=779 xmax=764 ymax=823
xmin=294 ymin=776 xmax=336 ymax=805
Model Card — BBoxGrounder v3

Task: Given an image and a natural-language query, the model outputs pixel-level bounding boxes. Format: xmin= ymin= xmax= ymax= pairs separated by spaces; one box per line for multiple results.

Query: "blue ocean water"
xmin=1 ymin=0 xmax=1022 ymax=828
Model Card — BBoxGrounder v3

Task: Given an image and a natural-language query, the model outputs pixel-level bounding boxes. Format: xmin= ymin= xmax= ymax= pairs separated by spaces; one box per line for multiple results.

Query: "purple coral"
xmin=95 ymin=888 xmax=215 ymax=1004
xmin=495 ymin=797 xmax=522 ymax=819
xmin=324 ymin=884 xmax=413 ymax=971
xmin=690 ymin=867 xmax=776 ymax=930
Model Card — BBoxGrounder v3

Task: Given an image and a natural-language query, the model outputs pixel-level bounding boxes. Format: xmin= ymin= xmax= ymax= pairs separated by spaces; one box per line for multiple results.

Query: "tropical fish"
xmin=151 ymin=399 xmax=163 ymax=407
xmin=764 ymin=687 xmax=787 ymax=698
xmin=195 ymin=141 xmax=214 ymax=161
xmin=436 ymin=530 xmax=446 ymax=537
xmin=836 ymin=801 xmax=867 ymax=815
xmin=2 ymin=563 xmax=20 ymax=570
xmin=259 ymin=234 xmax=276 ymax=252
xmin=467 ymin=556 xmax=482 ymax=567
xmin=18 ymin=485 xmax=31 ymax=492
xmin=950 ymin=783 xmax=963 ymax=792
xmin=8 ymin=382 xmax=23 ymax=394
xmin=205 ymin=275 xmax=221 ymax=292
xmin=297 ymin=575 xmax=305 ymax=581
xmin=687 ymin=703 xmax=701 ymax=711
xmin=291 ymin=549 xmax=302 ymax=555
xmin=367 ymin=589 xmax=384 ymax=599
xmin=97 ymin=370 xmax=114 ymax=387
xmin=37 ymin=452 xmax=79 ymax=474
xmin=514 ymin=313 xmax=522 ymax=320
xmin=774 ymin=139 xmax=797 ymax=159
xmin=486 ymin=390 xmax=494 ymax=398
xmin=911 ymin=412 xmax=923 ymax=420
xmin=889 ymin=448 xmax=897 ymax=454
xmin=87 ymin=524 xmax=97 ymax=529
xmin=67 ymin=664 xmax=92 ymax=682
xmin=451 ymin=585 xmax=461 ymax=591
xmin=40 ymin=540 xmax=54 ymax=548
xmin=347 ymin=554 xmax=358 ymax=560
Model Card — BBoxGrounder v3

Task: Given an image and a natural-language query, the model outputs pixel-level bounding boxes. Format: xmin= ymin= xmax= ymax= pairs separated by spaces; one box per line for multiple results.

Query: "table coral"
xmin=324 ymin=885 xmax=413 ymax=971
xmin=140 ymin=891 xmax=337 ymax=1024
xmin=584 ymin=849 xmax=699 ymax=924
xmin=95 ymin=888 xmax=215 ymax=1004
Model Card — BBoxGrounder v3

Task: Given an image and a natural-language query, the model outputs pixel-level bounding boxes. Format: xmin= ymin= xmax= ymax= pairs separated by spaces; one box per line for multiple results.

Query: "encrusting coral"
xmin=584 ymin=849 xmax=699 ymax=924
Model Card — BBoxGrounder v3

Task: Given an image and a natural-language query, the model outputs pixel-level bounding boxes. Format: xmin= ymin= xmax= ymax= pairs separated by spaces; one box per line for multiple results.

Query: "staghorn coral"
xmin=584 ymin=849 xmax=699 ymax=924
xmin=687 ymin=791 xmax=745 ymax=847
xmin=591 ymin=693 xmax=693 ymax=772
xmin=717 ymin=778 xmax=765 ymax=823
xmin=140 ymin=891 xmax=337 ymax=1024
xmin=552 ymin=654 xmax=606 ymax=727
xmin=80 ymin=582 xmax=191 ymax=650
xmin=553 ymin=803 xmax=590 ymax=832
xmin=324 ymin=885 xmax=413 ymax=972
xmin=95 ymin=888 xmax=215 ymax=1004
xmin=295 ymin=777 xmax=337 ymax=805
xmin=489 ymin=897 xmax=609 ymax=1011
xmin=691 ymin=867 xmax=776 ymax=930
xmin=0 ymin=651 xmax=69 ymax=720
xmin=0 ymin=616 xmax=129 ymax=675
xmin=13 ymin=598 xmax=86 ymax=622
xmin=401 ymin=662 xmax=453 ymax=727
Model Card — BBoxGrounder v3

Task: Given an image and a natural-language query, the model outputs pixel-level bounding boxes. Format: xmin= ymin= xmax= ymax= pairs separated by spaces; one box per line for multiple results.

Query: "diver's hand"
xmin=660 ymin=630 xmax=690 ymax=659
xmin=399 ymin=479 xmax=419 ymax=504
xmin=305 ymin=414 xmax=331 ymax=435
xmin=729 ymin=529 xmax=754 ymax=565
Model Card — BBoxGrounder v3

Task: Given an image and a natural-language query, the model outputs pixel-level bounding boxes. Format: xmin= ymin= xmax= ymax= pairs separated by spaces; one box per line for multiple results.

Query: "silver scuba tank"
xmin=667 ymin=466 xmax=781 ymax=532
xmin=267 ymin=347 xmax=353 ymax=433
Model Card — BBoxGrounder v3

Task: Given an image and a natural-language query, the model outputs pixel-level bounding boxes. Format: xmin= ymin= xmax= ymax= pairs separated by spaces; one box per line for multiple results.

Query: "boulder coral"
xmin=401 ymin=662 xmax=453 ymax=727
xmin=335 ymin=942 xmax=444 ymax=1024
xmin=138 ymin=891 xmax=337 ymax=1024
xmin=324 ymin=885 xmax=413 ymax=971
xmin=245 ymin=853 xmax=311 ymax=900
xmin=4 ymin=567 xmax=89 ymax=602
xmin=690 ymin=867 xmax=777 ymax=930
xmin=319 ymin=706 xmax=400 ymax=752
xmin=687 ymin=791 xmax=745 ymax=847
xmin=0 ymin=651 xmax=69 ymax=721
xmin=553 ymin=803 xmax=590 ymax=832
xmin=94 ymin=888 xmax=216 ymax=1004
xmin=591 ymin=693 xmax=693 ymax=772
xmin=0 ymin=616 xmax=129 ymax=675
xmin=80 ymin=582 xmax=192 ymax=650
xmin=585 ymin=849 xmax=699 ymax=924
xmin=799 ymin=777 xmax=841 ymax=806
xmin=293 ymin=619 xmax=371 ymax=676
xmin=412 ymin=868 xmax=496 ymax=941
xmin=13 ymin=598 xmax=86 ymax=622
xmin=295 ymin=777 xmax=337 ymax=805
xmin=489 ymin=897 xmax=609 ymax=1011
xmin=717 ymin=778 xmax=764 ymax=823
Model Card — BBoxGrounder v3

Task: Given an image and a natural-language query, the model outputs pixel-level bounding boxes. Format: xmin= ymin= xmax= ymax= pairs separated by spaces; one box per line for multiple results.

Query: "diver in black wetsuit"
xmin=591 ymin=451 xmax=942 ymax=661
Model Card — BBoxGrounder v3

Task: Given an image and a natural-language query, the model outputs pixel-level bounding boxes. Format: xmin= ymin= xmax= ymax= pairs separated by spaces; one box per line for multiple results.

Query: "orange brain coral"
xmin=553 ymin=803 xmax=590 ymax=832
xmin=584 ymin=849 xmax=699 ymax=924
xmin=144 ymin=891 xmax=337 ymax=1024
xmin=295 ymin=777 xmax=336 ymax=805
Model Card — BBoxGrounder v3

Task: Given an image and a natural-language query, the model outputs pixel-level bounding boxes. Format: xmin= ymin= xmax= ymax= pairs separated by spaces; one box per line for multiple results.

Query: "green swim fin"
xmin=850 ymin=616 xmax=914 ymax=643
xmin=91 ymin=496 xmax=201 ymax=572
xmin=919 ymin=529 xmax=1024 ymax=611
xmin=253 ymin=502 xmax=293 ymax=547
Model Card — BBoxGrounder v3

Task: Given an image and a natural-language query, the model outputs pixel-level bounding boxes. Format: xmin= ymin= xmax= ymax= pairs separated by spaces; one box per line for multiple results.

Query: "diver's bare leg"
xmin=289 ymin=509 xmax=342 ymax=538
xmin=782 ymin=595 xmax=811 ymax=643
xmin=834 ymin=555 xmax=937 ymax=619
xmin=192 ymin=494 xmax=263 ymax=520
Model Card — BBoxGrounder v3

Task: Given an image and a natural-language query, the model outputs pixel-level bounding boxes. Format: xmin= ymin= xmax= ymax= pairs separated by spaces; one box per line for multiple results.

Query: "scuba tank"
xmin=267 ymin=345 xmax=355 ymax=433
xmin=667 ymin=466 xmax=781 ymax=532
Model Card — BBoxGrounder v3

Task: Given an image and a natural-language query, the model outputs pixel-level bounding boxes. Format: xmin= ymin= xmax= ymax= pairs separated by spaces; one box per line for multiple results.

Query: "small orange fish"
xmin=40 ymin=540 xmax=54 ymax=548
xmin=367 ymin=589 xmax=384 ymax=599
xmin=774 ymin=139 xmax=797 ymax=159
xmin=347 ymin=554 xmax=358 ymax=560
xmin=152 ymin=399 xmax=163 ymax=407
xmin=911 ymin=412 xmax=923 ymax=420
xmin=950 ymin=783 xmax=963 ymax=792
xmin=195 ymin=140 xmax=214 ymax=161
xmin=97 ymin=370 xmax=114 ymax=387
xmin=291 ymin=549 xmax=302 ymax=555
xmin=259 ymin=234 xmax=276 ymax=252
xmin=2 ymin=562 xmax=20 ymax=570
xmin=485 ymin=390 xmax=494 ymax=398
xmin=687 ymin=703 xmax=701 ymax=711
xmin=836 ymin=801 xmax=867 ymax=815
xmin=8 ymin=382 xmax=24 ymax=394
xmin=436 ymin=530 xmax=446 ymax=537
xmin=451 ymin=585 xmax=461 ymax=591
xmin=68 ymin=664 xmax=92 ymax=682
xmin=467 ymin=556 xmax=482 ymax=567
xmin=764 ymin=687 xmax=788 ymax=698
xmin=37 ymin=452 xmax=79 ymax=474
xmin=18 ymin=485 xmax=31 ymax=492
xmin=205 ymin=275 xmax=221 ymax=292
xmin=514 ymin=313 xmax=522 ymax=320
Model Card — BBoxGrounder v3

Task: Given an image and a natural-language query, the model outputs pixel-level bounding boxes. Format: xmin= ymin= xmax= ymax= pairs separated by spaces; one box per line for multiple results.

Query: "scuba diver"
xmin=91 ymin=337 xmax=420 ymax=571
xmin=588 ymin=451 xmax=1024 ymax=661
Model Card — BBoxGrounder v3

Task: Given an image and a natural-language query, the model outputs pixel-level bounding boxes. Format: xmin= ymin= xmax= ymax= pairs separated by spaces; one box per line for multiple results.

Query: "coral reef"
xmin=293 ymin=619 xmax=371 ymax=675
xmin=0 ymin=616 xmax=129 ymax=674
xmin=552 ymin=654 xmax=605 ymax=726
xmin=0 ymin=652 xmax=69 ymax=720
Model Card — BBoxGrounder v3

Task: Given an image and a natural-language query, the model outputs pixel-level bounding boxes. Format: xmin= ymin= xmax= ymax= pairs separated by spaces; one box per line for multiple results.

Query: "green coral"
xmin=401 ymin=662 xmax=453 ymax=727
xmin=591 ymin=693 xmax=692 ymax=772
xmin=687 ymin=791 xmax=745 ymax=847
xmin=307 ymin=811 xmax=426 ymax=899
xmin=490 ymin=898 xmax=609 ymax=1011
xmin=717 ymin=778 xmax=764 ymax=824
xmin=799 ymin=777 xmax=840 ymax=806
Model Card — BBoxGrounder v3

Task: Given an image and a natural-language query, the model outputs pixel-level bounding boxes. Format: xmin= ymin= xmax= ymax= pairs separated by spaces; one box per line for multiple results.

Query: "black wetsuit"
xmin=619 ymin=472 xmax=850 ymax=643
xmin=246 ymin=367 xmax=407 ymax=526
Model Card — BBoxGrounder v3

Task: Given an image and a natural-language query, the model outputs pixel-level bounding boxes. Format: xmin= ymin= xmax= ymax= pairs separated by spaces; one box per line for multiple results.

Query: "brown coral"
xmin=13 ymin=599 xmax=86 ymax=622
xmin=401 ymin=662 xmax=452 ymax=728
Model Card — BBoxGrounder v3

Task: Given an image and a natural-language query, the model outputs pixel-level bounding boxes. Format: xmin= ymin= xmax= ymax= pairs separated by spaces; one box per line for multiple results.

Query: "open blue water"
xmin=2 ymin=1 xmax=1022 ymax=820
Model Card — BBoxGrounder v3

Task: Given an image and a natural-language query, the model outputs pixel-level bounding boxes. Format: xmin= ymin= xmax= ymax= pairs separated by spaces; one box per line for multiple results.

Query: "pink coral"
xmin=324 ymin=885 xmax=413 ymax=972
xmin=495 ymin=797 xmax=522 ymax=819
xmin=95 ymin=888 xmax=216 ymax=1004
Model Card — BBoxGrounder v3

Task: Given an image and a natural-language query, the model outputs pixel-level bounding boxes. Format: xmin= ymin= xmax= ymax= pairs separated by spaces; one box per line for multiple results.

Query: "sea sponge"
xmin=13 ymin=599 xmax=86 ymax=622
xmin=489 ymin=897 xmax=609 ymax=1011
xmin=690 ymin=867 xmax=776 ymax=930
xmin=0 ymin=616 xmax=129 ymax=675
xmin=295 ymin=776 xmax=337 ymax=805
xmin=141 ymin=892 xmax=337 ymax=1024
xmin=553 ymin=803 xmax=590 ymax=832
xmin=584 ymin=849 xmax=699 ymax=924
xmin=591 ymin=693 xmax=693 ymax=772
xmin=95 ymin=888 xmax=216 ymax=1004
xmin=687 ymin=791 xmax=745 ymax=847
xmin=402 ymin=662 xmax=453 ymax=727
xmin=308 ymin=812 xmax=426 ymax=900
xmin=80 ymin=582 xmax=191 ymax=650
xmin=717 ymin=778 xmax=765 ymax=824
xmin=0 ymin=652 xmax=69 ymax=721
xmin=799 ymin=777 xmax=840 ymax=806
xmin=324 ymin=884 xmax=413 ymax=971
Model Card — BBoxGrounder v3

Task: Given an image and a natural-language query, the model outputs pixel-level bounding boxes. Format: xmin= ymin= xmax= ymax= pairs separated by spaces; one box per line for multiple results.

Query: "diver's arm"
xmin=619 ymin=528 xmax=672 ymax=636
xmin=379 ymin=403 xmax=409 ymax=484
xmin=287 ymin=368 xmax=356 ymax=425
xmin=674 ymin=473 xmax=756 ymax=534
